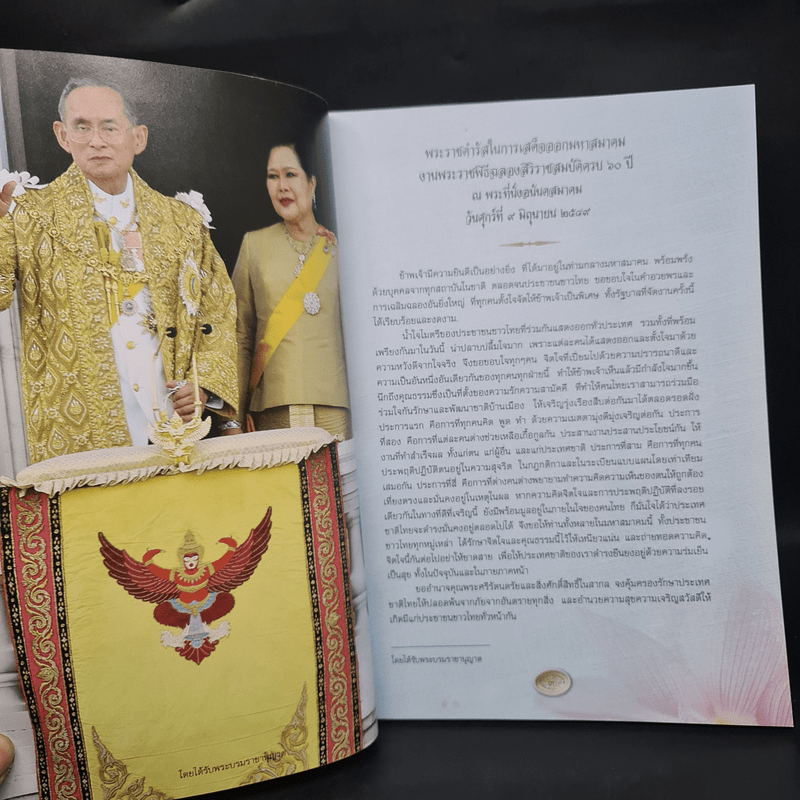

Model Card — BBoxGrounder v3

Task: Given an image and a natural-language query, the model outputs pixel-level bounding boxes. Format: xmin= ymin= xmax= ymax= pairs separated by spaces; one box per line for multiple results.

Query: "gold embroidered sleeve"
xmin=231 ymin=234 xmax=257 ymax=425
xmin=195 ymin=224 xmax=238 ymax=416
xmin=0 ymin=212 xmax=18 ymax=312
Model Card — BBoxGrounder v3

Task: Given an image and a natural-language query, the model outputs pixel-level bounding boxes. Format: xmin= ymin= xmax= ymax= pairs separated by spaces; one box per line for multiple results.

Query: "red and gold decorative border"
xmin=1 ymin=445 xmax=363 ymax=799
xmin=0 ymin=487 xmax=89 ymax=800
xmin=299 ymin=443 xmax=362 ymax=763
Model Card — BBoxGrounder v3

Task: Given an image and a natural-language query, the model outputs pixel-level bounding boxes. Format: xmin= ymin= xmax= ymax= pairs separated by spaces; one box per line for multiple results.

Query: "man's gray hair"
xmin=58 ymin=78 xmax=139 ymax=126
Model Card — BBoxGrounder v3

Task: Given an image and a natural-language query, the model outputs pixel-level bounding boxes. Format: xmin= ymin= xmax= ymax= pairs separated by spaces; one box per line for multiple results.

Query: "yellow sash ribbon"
xmin=94 ymin=221 xmax=145 ymax=326
xmin=248 ymin=236 xmax=333 ymax=395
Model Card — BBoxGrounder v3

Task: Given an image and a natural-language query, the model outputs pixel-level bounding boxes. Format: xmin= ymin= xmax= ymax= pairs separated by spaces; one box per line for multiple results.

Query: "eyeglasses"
xmin=66 ymin=122 xmax=131 ymax=145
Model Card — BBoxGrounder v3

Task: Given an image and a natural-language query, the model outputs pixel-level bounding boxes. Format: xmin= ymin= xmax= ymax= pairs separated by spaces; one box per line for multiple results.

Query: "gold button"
xmin=133 ymin=383 xmax=140 ymax=392
xmin=109 ymin=216 xmax=117 ymax=226
xmin=126 ymin=341 xmax=135 ymax=350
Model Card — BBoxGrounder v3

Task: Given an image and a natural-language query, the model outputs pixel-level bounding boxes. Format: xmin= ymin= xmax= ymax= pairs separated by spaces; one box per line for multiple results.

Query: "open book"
xmin=0 ymin=49 xmax=791 ymax=800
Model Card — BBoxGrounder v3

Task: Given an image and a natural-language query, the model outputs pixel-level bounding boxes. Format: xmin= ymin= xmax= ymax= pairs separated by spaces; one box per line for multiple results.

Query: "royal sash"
xmin=246 ymin=236 xmax=333 ymax=428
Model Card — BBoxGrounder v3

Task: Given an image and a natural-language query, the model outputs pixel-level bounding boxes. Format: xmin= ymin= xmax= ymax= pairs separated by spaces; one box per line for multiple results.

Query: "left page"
xmin=0 ymin=49 xmax=375 ymax=800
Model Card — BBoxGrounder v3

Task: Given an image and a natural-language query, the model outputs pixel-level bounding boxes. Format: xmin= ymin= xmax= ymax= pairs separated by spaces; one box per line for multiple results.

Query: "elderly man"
xmin=0 ymin=79 xmax=238 ymax=463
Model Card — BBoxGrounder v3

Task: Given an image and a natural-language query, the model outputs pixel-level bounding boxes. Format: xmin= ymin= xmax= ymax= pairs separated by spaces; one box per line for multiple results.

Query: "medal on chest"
xmin=285 ymin=226 xmax=321 ymax=315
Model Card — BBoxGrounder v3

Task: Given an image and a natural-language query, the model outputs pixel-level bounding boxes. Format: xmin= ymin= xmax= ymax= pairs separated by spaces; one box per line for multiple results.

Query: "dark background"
xmin=2 ymin=1 xmax=800 ymax=798
xmin=4 ymin=50 xmax=334 ymax=269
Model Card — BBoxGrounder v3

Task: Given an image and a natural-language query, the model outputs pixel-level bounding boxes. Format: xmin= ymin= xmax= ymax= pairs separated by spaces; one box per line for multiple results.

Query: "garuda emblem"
xmin=99 ymin=507 xmax=272 ymax=664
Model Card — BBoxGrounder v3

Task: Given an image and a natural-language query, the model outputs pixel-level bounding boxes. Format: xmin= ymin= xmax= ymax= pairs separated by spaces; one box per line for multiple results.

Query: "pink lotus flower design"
xmin=539 ymin=584 xmax=792 ymax=726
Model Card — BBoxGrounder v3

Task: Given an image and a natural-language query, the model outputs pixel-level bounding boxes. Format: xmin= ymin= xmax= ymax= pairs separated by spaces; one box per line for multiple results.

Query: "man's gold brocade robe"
xmin=0 ymin=164 xmax=237 ymax=463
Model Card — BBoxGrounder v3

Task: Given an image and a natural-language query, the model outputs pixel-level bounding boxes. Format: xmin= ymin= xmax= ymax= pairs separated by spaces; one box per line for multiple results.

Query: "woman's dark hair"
xmin=268 ymin=138 xmax=316 ymax=181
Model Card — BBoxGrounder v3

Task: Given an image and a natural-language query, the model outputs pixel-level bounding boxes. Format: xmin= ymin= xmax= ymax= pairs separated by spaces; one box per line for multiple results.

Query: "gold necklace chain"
xmin=283 ymin=223 xmax=315 ymax=278
xmin=283 ymin=223 xmax=321 ymax=315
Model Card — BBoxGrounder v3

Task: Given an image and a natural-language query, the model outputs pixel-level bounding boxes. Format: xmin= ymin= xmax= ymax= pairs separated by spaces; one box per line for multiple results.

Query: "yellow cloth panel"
xmin=59 ymin=465 xmax=319 ymax=796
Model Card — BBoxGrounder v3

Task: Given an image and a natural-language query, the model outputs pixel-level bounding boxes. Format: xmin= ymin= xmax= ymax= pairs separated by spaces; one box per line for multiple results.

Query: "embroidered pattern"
xmin=301 ymin=444 xmax=362 ymax=762
xmin=0 ymin=163 xmax=238 ymax=462
xmin=0 ymin=488 xmax=89 ymax=800
xmin=0 ymin=446 xmax=361 ymax=798
xmin=92 ymin=728 xmax=173 ymax=800
xmin=92 ymin=685 xmax=308 ymax=796
xmin=179 ymin=256 xmax=200 ymax=316
xmin=99 ymin=510 xmax=272 ymax=664
xmin=240 ymin=685 xmax=309 ymax=782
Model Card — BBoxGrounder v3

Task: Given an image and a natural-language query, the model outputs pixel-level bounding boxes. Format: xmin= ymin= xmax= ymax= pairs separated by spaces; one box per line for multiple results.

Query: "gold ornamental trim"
xmin=92 ymin=686 xmax=309 ymax=795
xmin=0 ymin=488 xmax=89 ymax=799
xmin=240 ymin=685 xmax=309 ymax=783
xmin=92 ymin=728 xmax=173 ymax=800
xmin=306 ymin=446 xmax=361 ymax=761
xmin=326 ymin=445 xmax=362 ymax=757
xmin=18 ymin=491 xmax=77 ymax=797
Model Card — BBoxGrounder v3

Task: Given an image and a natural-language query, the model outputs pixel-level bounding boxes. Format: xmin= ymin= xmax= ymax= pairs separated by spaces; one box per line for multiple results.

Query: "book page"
xmin=0 ymin=50 xmax=377 ymax=799
xmin=330 ymin=87 xmax=792 ymax=723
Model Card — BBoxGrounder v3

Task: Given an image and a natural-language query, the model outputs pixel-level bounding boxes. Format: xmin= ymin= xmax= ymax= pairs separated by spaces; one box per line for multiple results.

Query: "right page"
xmin=329 ymin=86 xmax=792 ymax=724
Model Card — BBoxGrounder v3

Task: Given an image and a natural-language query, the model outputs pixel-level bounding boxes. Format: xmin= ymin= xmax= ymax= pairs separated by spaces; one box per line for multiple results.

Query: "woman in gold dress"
xmin=227 ymin=144 xmax=374 ymax=731
xmin=227 ymin=142 xmax=350 ymax=439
